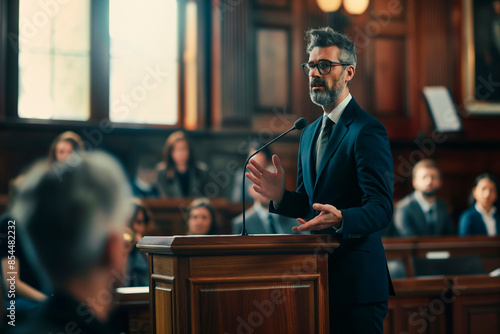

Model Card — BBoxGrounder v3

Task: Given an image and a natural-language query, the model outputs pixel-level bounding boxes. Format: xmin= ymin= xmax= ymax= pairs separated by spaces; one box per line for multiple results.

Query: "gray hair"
xmin=10 ymin=151 xmax=133 ymax=285
xmin=305 ymin=27 xmax=357 ymax=69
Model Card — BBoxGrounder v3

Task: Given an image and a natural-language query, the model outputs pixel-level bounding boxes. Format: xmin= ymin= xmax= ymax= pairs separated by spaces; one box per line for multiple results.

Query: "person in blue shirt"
xmin=459 ymin=173 xmax=499 ymax=236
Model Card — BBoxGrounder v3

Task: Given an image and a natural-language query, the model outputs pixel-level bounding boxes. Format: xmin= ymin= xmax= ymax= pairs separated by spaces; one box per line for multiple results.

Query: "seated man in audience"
xmin=8 ymin=151 xmax=133 ymax=334
xmin=131 ymin=155 xmax=160 ymax=198
xmin=394 ymin=159 xmax=455 ymax=236
xmin=232 ymin=169 xmax=303 ymax=235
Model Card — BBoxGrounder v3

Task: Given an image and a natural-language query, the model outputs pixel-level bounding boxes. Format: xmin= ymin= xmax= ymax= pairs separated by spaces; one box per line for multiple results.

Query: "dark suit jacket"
xmin=271 ymin=98 xmax=394 ymax=305
xmin=459 ymin=206 xmax=500 ymax=236
xmin=157 ymin=163 xmax=208 ymax=197
xmin=393 ymin=192 xmax=455 ymax=236
xmin=231 ymin=205 xmax=303 ymax=234
xmin=131 ymin=181 xmax=159 ymax=198
xmin=10 ymin=292 xmax=114 ymax=334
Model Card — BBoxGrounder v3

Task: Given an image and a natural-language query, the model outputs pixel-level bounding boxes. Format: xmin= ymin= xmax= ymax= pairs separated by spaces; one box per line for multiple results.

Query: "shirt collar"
xmin=475 ymin=202 xmax=497 ymax=216
xmin=135 ymin=176 xmax=153 ymax=191
xmin=414 ymin=191 xmax=436 ymax=212
xmin=323 ymin=93 xmax=352 ymax=123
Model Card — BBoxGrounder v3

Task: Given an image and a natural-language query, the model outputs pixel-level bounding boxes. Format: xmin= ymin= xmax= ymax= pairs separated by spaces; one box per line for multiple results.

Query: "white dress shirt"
xmin=475 ymin=203 xmax=497 ymax=236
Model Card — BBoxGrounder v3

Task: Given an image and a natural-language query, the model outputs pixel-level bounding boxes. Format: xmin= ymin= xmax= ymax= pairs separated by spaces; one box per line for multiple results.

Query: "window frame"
xmin=0 ymin=0 xmax=205 ymax=130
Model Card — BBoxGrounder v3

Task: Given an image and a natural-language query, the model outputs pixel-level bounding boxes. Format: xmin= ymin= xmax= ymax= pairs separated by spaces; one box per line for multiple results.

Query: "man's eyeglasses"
xmin=301 ymin=60 xmax=351 ymax=76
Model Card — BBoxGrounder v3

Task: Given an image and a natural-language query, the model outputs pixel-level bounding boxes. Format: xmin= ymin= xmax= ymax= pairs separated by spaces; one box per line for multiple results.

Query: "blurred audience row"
xmin=0 ymin=131 xmax=303 ymax=332
xmin=0 ymin=129 xmax=498 ymax=332
xmin=47 ymin=130 xmax=499 ymax=238
xmin=386 ymin=159 xmax=499 ymax=237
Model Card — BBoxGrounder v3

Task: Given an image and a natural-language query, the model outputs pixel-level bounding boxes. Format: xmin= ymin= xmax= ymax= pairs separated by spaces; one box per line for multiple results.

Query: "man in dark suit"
xmin=246 ymin=27 xmax=394 ymax=333
xmin=393 ymin=159 xmax=455 ymax=236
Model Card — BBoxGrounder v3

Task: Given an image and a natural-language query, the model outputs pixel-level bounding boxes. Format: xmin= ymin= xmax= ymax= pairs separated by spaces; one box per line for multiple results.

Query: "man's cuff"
xmin=332 ymin=219 xmax=343 ymax=233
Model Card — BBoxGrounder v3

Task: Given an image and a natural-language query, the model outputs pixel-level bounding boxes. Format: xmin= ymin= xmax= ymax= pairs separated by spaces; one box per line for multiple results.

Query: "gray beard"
xmin=310 ymin=85 xmax=342 ymax=107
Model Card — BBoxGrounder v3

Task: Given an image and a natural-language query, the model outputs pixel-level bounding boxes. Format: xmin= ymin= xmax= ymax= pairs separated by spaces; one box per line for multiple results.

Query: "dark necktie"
xmin=427 ymin=207 xmax=437 ymax=235
xmin=316 ymin=116 xmax=334 ymax=173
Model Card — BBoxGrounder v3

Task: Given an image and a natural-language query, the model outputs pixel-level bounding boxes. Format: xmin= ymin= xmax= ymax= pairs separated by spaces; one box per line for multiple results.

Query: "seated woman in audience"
xmin=459 ymin=173 xmax=499 ymax=236
xmin=124 ymin=199 xmax=154 ymax=287
xmin=47 ymin=131 xmax=85 ymax=163
xmin=157 ymin=131 xmax=208 ymax=197
xmin=186 ymin=198 xmax=218 ymax=235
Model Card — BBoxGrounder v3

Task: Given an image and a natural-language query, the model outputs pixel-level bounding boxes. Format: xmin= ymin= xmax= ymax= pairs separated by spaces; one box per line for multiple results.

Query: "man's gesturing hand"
xmin=292 ymin=203 xmax=343 ymax=232
xmin=246 ymin=155 xmax=286 ymax=204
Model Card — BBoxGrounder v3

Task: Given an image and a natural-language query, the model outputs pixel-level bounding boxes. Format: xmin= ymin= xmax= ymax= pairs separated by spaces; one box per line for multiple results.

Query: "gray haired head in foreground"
xmin=10 ymin=151 xmax=133 ymax=286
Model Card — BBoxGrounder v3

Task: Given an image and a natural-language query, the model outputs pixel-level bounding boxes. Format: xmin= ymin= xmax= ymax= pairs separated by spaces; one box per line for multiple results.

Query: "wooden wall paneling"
xmin=217 ymin=0 xmax=252 ymax=127
xmin=373 ymin=0 xmax=406 ymax=20
xmin=373 ymin=37 xmax=406 ymax=116
xmin=2 ymin=0 xmax=19 ymax=119
xmin=195 ymin=0 xmax=211 ymax=130
xmin=90 ymin=0 xmax=110 ymax=122
xmin=252 ymin=0 xmax=311 ymax=130
xmin=389 ymin=278 xmax=451 ymax=334
xmin=291 ymin=0 xmax=309 ymax=121
xmin=346 ymin=0 xmax=415 ymax=140
xmin=415 ymin=0 xmax=451 ymax=136
xmin=405 ymin=0 xmax=420 ymax=139
xmin=255 ymin=28 xmax=291 ymax=111
xmin=256 ymin=0 xmax=290 ymax=9
xmin=211 ymin=0 xmax=222 ymax=129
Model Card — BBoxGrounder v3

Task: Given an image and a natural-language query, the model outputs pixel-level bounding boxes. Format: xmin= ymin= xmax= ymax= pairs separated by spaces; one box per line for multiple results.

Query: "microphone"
xmin=241 ymin=118 xmax=308 ymax=236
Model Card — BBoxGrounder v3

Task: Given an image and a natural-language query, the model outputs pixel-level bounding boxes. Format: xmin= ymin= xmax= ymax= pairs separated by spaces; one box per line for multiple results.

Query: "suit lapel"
xmin=410 ymin=196 xmax=428 ymax=235
xmin=315 ymin=122 xmax=348 ymax=187
xmin=303 ymin=117 xmax=322 ymax=197
xmin=314 ymin=98 xmax=358 ymax=187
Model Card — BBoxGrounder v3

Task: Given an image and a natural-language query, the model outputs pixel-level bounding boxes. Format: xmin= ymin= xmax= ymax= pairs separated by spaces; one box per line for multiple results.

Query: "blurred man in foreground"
xmin=8 ymin=151 xmax=133 ymax=334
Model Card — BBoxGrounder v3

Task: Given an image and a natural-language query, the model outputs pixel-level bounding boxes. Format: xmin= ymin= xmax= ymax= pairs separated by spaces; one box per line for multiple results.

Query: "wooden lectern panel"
xmin=138 ymin=235 xmax=337 ymax=334
xmin=191 ymin=280 xmax=316 ymax=334
xmin=155 ymin=282 xmax=174 ymax=334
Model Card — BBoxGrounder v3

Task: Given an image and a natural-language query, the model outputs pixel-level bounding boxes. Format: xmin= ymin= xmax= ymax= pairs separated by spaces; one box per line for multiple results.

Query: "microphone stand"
xmin=241 ymin=126 xmax=298 ymax=236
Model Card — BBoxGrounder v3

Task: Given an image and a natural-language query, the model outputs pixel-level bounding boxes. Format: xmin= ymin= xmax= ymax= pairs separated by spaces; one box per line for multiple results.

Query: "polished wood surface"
xmin=452 ymin=276 xmax=500 ymax=334
xmin=386 ymin=278 xmax=450 ymax=334
xmin=383 ymin=236 xmax=500 ymax=277
xmin=385 ymin=275 xmax=500 ymax=334
xmin=138 ymin=235 xmax=336 ymax=334
xmin=114 ymin=287 xmax=151 ymax=334
xmin=139 ymin=234 xmax=338 ymax=255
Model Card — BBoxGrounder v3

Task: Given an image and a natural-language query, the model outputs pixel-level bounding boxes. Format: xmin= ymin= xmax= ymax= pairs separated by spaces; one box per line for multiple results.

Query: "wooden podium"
xmin=137 ymin=235 xmax=338 ymax=334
